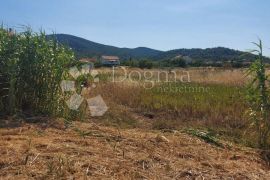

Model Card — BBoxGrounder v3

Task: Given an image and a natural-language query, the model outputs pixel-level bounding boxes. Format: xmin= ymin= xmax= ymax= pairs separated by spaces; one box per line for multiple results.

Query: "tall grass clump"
xmin=246 ymin=40 xmax=270 ymax=148
xmin=0 ymin=26 xmax=77 ymax=118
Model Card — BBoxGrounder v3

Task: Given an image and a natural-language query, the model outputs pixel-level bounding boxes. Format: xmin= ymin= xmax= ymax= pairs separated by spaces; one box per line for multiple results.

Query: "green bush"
xmin=138 ymin=59 xmax=153 ymax=69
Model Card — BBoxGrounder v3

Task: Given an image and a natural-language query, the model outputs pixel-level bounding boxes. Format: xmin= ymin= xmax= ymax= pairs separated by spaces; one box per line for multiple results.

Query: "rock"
xmin=155 ymin=134 xmax=170 ymax=143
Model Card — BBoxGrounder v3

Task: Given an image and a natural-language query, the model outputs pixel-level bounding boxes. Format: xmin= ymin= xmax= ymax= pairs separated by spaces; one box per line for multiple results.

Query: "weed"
xmin=246 ymin=39 xmax=270 ymax=148
xmin=185 ymin=128 xmax=224 ymax=148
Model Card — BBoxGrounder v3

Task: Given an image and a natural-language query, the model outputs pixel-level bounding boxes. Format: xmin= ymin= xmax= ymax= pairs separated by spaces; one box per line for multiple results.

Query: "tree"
xmin=170 ymin=58 xmax=186 ymax=67
xmin=138 ymin=60 xmax=153 ymax=69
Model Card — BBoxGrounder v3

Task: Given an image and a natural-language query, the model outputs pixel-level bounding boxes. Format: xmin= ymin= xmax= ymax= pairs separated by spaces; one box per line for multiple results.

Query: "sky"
xmin=1 ymin=0 xmax=270 ymax=55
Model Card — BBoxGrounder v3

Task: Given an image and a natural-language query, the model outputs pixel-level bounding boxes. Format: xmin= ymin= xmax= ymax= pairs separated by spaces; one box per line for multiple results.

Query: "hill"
xmin=153 ymin=47 xmax=259 ymax=62
xmin=48 ymin=34 xmax=267 ymax=63
xmin=47 ymin=34 xmax=162 ymax=59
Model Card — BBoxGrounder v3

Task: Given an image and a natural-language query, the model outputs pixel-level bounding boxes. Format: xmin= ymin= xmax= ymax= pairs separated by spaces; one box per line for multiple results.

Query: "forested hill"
xmin=46 ymin=34 xmax=162 ymax=59
xmin=153 ymin=47 xmax=260 ymax=62
xmin=48 ymin=34 xmax=267 ymax=62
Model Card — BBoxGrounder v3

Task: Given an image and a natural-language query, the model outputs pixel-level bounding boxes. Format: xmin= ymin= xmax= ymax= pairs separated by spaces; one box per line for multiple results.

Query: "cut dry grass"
xmin=0 ymin=120 xmax=269 ymax=179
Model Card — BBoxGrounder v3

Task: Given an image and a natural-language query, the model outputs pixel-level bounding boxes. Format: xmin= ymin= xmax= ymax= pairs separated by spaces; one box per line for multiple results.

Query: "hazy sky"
xmin=1 ymin=0 xmax=270 ymax=55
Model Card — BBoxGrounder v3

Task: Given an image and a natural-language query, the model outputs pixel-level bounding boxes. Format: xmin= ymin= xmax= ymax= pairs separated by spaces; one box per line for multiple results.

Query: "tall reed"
xmin=0 ymin=26 xmax=77 ymax=119
xmin=246 ymin=39 xmax=270 ymax=148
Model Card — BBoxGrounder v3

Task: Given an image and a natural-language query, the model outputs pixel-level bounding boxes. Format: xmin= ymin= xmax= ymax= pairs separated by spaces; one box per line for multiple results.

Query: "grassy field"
xmin=2 ymin=62 xmax=270 ymax=178
xmin=91 ymin=68 xmax=255 ymax=146
xmin=2 ymin=22 xmax=270 ymax=179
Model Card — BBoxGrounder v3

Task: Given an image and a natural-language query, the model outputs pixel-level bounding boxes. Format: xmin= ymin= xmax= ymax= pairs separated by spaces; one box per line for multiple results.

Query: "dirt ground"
xmin=0 ymin=118 xmax=269 ymax=180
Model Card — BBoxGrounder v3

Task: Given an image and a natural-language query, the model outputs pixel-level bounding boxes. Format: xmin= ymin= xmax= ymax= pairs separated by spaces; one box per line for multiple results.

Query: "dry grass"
xmin=1 ymin=67 xmax=270 ymax=179
xmin=97 ymin=67 xmax=248 ymax=86
xmin=90 ymin=80 xmax=250 ymax=145
xmin=187 ymin=68 xmax=247 ymax=86
xmin=85 ymin=67 xmax=270 ymax=148
xmin=0 ymin=119 xmax=269 ymax=179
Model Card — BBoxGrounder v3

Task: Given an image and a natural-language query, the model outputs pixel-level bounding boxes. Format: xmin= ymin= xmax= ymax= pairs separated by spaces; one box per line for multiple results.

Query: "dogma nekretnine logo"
xmin=60 ymin=64 xmax=108 ymax=116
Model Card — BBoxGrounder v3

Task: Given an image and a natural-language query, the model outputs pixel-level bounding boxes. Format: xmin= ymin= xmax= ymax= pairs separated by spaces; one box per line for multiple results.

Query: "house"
xmin=79 ymin=58 xmax=97 ymax=63
xmin=242 ymin=61 xmax=252 ymax=66
xmin=101 ymin=56 xmax=120 ymax=66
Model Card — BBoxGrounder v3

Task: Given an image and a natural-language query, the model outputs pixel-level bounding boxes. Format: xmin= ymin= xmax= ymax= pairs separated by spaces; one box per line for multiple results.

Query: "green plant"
xmin=185 ymin=128 xmax=224 ymax=147
xmin=0 ymin=26 xmax=84 ymax=120
xmin=246 ymin=39 xmax=270 ymax=148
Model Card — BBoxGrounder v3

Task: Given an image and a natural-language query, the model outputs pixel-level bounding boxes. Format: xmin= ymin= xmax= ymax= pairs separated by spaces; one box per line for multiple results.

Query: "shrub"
xmin=138 ymin=59 xmax=153 ymax=69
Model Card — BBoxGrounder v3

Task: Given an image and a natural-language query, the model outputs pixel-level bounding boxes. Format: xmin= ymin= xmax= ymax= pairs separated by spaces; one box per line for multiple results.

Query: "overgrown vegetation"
xmin=96 ymin=81 xmax=252 ymax=145
xmin=0 ymin=26 xmax=78 ymax=119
